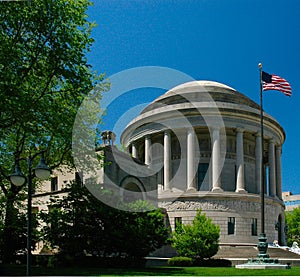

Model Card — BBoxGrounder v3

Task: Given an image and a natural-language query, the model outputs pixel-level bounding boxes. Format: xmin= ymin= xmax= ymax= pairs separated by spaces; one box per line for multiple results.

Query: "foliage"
xmin=39 ymin=181 xmax=169 ymax=260
xmin=285 ymin=207 xmax=300 ymax=246
xmin=0 ymin=193 xmax=40 ymax=259
xmin=167 ymin=256 xmax=193 ymax=267
xmin=0 ymin=0 xmax=109 ymax=262
xmin=170 ymin=210 xmax=220 ymax=259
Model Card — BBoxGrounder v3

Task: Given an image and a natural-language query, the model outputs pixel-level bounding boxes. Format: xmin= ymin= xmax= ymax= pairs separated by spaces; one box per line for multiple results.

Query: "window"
xmin=228 ymin=217 xmax=235 ymax=235
xmin=51 ymin=177 xmax=58 ymax=192
xmin=251 ymin=218 xmax=258 ymax=236
xmin=234 ymin=165 xmax=237 ymax=186
xmin=75 ymin=172 xmax=83 ymax=187
xmin=174 ymin=217 xmax=182 ymax=230
xmin=198 ymin=163 xmax=209 ymax=190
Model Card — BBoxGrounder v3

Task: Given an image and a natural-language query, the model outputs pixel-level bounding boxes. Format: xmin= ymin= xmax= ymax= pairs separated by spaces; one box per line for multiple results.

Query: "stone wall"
xmin=159 ymin=194 xmax=286 ymax=245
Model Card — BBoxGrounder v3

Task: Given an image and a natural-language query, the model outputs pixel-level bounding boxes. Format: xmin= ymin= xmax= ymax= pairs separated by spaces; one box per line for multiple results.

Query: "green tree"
xmin=39 ymin=182 xmax=169 ymax=260
xmin=171 ymin=210 xmax=220 ymax=260
xmin=285 ymin=208 xmax=300 ymax=247
xmin=0 ymin=0 xmax=108 ymax=262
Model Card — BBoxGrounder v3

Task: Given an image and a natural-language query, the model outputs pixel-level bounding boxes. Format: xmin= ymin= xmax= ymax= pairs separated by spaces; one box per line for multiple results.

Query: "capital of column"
xmin=269 ymin=139 xmax=276 ymax=145
xmin=236 ymin=128 xmax=244 ymax=133
xmin=276 ymin=144 xmax=282 ymax=151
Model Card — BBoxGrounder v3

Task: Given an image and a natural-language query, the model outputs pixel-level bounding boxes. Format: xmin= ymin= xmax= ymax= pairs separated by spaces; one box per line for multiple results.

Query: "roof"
xmin=141 ymin=80 xmax=260 ymax=114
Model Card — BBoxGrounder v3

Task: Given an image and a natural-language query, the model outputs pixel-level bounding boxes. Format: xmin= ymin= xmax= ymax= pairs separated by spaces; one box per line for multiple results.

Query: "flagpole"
xmin=257 ymin=62 xmax=269 ymax=259
xmin=258 ymin=62 xmax=265 ymax=235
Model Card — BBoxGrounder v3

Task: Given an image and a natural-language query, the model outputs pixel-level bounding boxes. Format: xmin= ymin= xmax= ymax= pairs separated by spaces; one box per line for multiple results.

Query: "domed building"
xmin=121 ymin=80 xmax=286 ymax=246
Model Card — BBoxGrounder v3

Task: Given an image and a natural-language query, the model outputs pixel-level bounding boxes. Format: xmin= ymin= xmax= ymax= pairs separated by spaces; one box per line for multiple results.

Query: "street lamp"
xmin=9 ymin=151 xmax=50 ymax=276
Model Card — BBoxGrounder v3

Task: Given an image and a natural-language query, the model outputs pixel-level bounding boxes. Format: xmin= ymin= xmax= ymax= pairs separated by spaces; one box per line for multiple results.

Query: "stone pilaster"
xmin=212 ymin=128 xmax=222 ymax=191
xmin=275 ymin=145 xmax=282 ymax=199
xmin=145 ymin=135 xmax=151 ymax=165
xmin=131 ymin=143 xmax=137 ymax=159
xmin=268 ymin=140 xmax=276 ymax=197
xmin=236 ymin=129 xmax=246 ymax=193
xmin=164 ymin=131 xmax=171 ymax=191
xmin=255 ymin=133 xmax=262 ymax=194
xmin=187 ymin=128 xmax=196 ymax=191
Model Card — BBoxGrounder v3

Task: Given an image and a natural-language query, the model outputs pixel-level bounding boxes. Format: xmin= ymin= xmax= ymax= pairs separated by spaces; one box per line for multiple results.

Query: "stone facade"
xmin=159 ymin=193 xmax=284 ymax=245
xmin=282 ymin=191 xmax=300 ymax=211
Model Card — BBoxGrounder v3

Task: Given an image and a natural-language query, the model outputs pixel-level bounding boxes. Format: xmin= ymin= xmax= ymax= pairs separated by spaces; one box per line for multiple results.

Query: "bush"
xmin=167 ymin=256 xmax=193 ymax=267
xmin=193 ymin=258 xmax=232 ymax=267
xmin=170 ymin=210 xmax=220 ymax=259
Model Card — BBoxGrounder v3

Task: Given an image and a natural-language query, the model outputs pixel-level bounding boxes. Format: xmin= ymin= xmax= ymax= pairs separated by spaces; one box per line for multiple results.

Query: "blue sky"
xmin=87 ymin=0 xmax=300 ymax=194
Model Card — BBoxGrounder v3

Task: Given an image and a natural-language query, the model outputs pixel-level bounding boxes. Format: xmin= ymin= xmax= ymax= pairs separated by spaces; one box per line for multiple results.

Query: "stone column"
xmin=164 ymin=131 xmax=171 ymax=191
xmin=255 ymin=133 xmax=262 ymax=194
xmin=131 ymin=143 xmax=137 ymax=159
xmin=235 ymin=129 xmax=246 ymax=193
xmin=187 ymin=128 xmax=196 ymax=191
xmin=276 ymin=145 xmax=282 ymax=199
xmin=145 ymin=135 xmax=151 ymax=165
xmin=268 ymin=140 xmax=276 ymax=197
xmin=212 ymin=128 xmax=222 ymax=191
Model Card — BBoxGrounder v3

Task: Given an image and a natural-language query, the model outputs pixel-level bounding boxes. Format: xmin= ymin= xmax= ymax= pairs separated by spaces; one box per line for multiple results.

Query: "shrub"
xmin=193 ymin=258 xmax=232 ymax=267
xmin=167 ymin=256 xmax=193 ymax=267
xmin=170 ymin=210 xmax=220 ymax=259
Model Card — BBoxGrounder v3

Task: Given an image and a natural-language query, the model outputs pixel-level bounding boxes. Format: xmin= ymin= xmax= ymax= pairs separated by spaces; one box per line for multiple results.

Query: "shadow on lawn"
xmin=0 ymin=264 xmax=186 ymax=276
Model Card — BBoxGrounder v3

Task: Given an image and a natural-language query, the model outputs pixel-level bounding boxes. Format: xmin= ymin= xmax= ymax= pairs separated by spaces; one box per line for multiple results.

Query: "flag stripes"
xmin=262 ymin=71 xmax=292 ymax=96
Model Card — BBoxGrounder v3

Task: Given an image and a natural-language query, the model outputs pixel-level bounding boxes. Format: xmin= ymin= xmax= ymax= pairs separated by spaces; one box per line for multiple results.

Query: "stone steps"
xmin=214 ymin=245 xmax=300 ymax=259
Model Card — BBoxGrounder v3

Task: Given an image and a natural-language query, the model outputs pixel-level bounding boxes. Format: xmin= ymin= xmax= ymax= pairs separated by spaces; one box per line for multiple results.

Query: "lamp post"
xmin=9 ymin=151 xmax=50 ymax=276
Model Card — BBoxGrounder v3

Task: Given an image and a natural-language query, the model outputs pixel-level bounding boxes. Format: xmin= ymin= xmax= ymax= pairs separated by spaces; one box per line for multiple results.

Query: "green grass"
xmin=1 ymin=265 xmax=300 ymax=276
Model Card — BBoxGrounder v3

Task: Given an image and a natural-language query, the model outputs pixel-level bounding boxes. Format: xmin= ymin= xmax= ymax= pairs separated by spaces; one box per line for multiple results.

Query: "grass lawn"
xmin=1 ymin=265 xmax=300 ymax=276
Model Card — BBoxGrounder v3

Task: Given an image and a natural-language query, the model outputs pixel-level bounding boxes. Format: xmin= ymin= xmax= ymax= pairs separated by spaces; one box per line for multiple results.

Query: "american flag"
xmin=262 ymin=71 xmax=292 ymax=97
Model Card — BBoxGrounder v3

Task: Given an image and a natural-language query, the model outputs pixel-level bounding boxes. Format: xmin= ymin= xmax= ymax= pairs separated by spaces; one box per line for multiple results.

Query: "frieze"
xmin=159 ymin=199 xmax=263 ymax=212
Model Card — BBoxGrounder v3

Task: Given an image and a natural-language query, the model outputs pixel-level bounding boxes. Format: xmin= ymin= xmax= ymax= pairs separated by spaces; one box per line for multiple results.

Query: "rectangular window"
xmin=198 ymin=163 xmax=209 ymax=190
xmin=234 ymin=165 xmax=237 ymax=186
xmin=51 ymin=177 xmax=58 ymax=192
xmin=228 ymin=217 xmax=235 ymax=235
xmin=75 ymin=172 xmax=83 ymax=187
xmin=174 ymin=217 xmax=182 ymax=231
xmin=251 ymin=218 xmax=258 ymax=236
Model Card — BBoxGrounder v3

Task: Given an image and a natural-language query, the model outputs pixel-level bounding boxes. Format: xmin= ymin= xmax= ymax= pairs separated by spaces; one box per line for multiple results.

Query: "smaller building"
xmin=282 ymin=191 xmax=300 ymax=211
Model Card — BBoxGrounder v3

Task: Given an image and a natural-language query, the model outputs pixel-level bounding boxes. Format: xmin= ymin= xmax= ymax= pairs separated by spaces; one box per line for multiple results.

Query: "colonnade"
xmin=130 ymin=128 xmax=282 ymax=198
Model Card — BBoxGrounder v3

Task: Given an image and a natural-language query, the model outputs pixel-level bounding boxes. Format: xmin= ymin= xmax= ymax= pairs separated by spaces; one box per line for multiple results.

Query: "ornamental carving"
xmin=159 ymin=199 xmax=262 ymax=212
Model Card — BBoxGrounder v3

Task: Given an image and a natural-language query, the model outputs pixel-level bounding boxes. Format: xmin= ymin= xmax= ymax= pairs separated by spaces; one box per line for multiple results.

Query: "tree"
xmin=39 ymin=181 xmax=169 ymax=261
xmin=285 ymin=208 xmax=300 ymax=247
xmin=0 ymin=0 xmax=108 ymax=262
xmin=171 ymin=210 xmax=220 ymax=260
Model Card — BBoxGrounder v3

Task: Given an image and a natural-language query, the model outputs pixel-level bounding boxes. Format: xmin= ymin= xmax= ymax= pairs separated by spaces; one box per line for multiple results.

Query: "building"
xmin=282 ymin=191 xmax=300 ymax=211
xmin=120 ymin=80 xmax=286 ymax=245
xmin=34 ymin=80 xmax=287 ymax=252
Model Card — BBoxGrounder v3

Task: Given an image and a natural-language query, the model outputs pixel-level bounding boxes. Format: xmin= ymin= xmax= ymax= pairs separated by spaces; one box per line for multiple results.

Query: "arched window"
xmin=120 ymin=176 xmax=146 ymax=203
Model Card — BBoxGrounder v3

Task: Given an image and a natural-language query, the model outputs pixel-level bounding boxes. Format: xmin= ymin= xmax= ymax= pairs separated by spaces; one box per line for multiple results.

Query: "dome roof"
xmin=141 ymin=80 xmax=260 ymax=114
xmin=121 ymin=80 xmax=285 ymax=146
